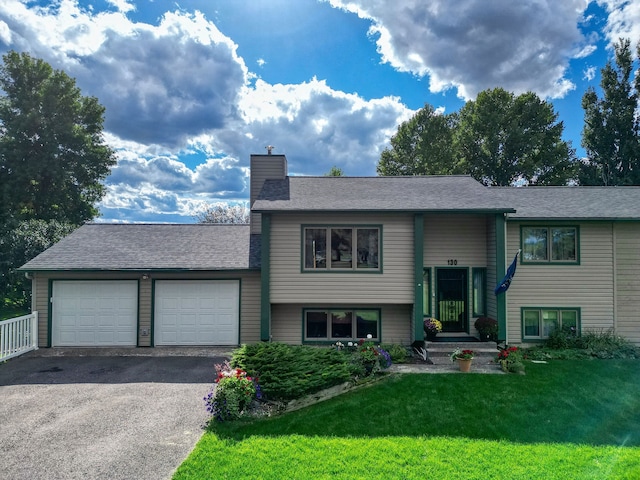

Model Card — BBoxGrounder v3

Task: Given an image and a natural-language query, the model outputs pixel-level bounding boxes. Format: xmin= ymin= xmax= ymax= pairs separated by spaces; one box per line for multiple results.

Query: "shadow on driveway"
xmin=0 ymin=352 xmax=227 ymax=480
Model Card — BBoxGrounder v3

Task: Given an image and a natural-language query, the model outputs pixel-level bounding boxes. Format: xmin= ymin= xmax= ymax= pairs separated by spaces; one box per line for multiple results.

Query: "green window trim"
xmin=520 ymin=225 xmax=580 ymax=265
xmin=301 ymin=225 xmax=382 ymax=273
xmin=302 ymin=308 xmax=381 ymax=343
xmin=472 ymin=267 xmax=486 ymax=317
xmin=521 ymin=307 xmax=581 ymax=342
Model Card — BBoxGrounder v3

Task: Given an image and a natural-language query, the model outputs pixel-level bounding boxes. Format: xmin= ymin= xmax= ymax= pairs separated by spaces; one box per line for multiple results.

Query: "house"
xmin=20 ymin=153 xmax=640 ymax=348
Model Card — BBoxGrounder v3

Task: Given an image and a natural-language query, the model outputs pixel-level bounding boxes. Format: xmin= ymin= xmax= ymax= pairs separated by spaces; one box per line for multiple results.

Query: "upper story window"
xmin=521 ymin=226 xmax=578 ymax=264
xmin=303 ymin=226 xmax=380 ymax=271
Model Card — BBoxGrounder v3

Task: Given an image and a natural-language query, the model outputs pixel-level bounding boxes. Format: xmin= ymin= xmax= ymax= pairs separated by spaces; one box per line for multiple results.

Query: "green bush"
xmin=381 ymin=343 xmax=409 ymax=363
xmin=526 ymin=328 xmax=640 ymax=360
xmin=231 ymin=343 xmax=352 ymax=401
xmin=474 ymin=317 xmax=498 ymax=342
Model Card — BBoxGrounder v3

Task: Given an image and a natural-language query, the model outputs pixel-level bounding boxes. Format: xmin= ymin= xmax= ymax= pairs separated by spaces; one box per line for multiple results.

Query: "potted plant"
xmin=474 ymin=317 xmax=498 ymax=342
xmin=423 ymin=317 xmax=443 ymax=341
xmin=450 ymin=348 xmax=474 ymax=372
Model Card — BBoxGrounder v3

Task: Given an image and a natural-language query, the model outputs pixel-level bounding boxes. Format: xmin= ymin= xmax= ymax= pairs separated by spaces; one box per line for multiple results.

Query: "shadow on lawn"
xmin=210 ymin=360 xmax=640 ymax=448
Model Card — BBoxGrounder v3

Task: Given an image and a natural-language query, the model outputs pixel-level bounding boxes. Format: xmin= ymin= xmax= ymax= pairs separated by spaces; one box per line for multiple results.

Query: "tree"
xmin=195 ymin=203 xmax=249 ymax=224
xmin=456 ymin=88 xmax=576 ymax=186
xmin=324 ymin=166 xmax=344 ymax=176
xmin=580 ymin=38 xmax=640 ymax=185
xmin=0 ymin=51 xmax=115 ymax=308
xmin=378 ymin=90 xmax=576 ymax=185
xmin=0 ymin=220 xmax=76 ymax=306
xmin=0 ymin=51 xmax=116 ymax=225
xmin=377 ymin=104 xmax=460 ymax=176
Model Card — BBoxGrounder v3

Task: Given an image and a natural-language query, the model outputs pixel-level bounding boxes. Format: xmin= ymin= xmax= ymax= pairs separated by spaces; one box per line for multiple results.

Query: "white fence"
xmin=0 ymin=312 xmax=38 ymax=361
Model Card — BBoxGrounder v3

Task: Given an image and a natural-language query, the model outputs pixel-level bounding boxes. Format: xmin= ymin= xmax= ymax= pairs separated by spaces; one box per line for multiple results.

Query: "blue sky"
xmin=1 ymin=0 xmax=639 ymax=223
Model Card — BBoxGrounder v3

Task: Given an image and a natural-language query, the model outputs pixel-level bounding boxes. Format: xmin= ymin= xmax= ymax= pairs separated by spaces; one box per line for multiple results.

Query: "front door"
xmin=436 ymin=268 xmax=468 ymax=332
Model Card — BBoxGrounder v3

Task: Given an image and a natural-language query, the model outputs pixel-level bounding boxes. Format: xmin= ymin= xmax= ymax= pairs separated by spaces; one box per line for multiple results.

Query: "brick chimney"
xmin=250 ymin=152 xmax=287 ymax=234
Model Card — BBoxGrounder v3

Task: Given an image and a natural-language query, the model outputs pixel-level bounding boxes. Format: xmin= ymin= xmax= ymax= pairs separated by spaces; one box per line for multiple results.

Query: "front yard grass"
xmin=174 ymin=360 xmax=640 ymax=479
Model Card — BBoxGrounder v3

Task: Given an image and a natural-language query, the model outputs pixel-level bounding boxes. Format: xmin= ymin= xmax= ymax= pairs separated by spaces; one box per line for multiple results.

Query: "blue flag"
xmin=494 ymin=250 xmax=520 ymax=295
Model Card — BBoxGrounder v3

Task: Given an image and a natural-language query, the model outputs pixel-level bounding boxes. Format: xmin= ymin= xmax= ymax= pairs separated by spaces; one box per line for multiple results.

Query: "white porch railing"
xmin=0 ymin=312 xmax=39 ymax=361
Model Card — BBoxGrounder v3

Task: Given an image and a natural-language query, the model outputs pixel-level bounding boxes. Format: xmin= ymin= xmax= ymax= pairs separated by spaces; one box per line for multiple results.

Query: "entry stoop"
xmin=425 ymin=340 xmax=499 ymax=366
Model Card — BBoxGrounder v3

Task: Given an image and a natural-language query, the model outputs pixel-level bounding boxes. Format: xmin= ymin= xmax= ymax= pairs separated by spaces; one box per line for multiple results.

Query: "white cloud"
xmin=583 ymin=66 xmax=597 ymax=81
xmin=0 ymin=2 xmax=249 ymax=149
xmin=229 ymin=77 xmax=413 ymax=175
xmin=0 ymin=0 xmax=413 ymax=220
xmin=598 ymin=0 xmax=640 ymax=50
xmin=105 ymin=0 xmax=135 ymax=14
xmin=325 ymin=0 xmax=589 ymax=100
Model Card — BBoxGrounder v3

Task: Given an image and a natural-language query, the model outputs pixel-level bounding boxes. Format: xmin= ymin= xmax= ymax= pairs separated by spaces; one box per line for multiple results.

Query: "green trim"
xmin=150 ymin=280 xmax=156 ymax=347
xmin=300 ymin=224 xmax=383 ymax=274
xmin=237 ymin=278 xmax=242 ymax=344
xmin=520 ymin=306 xmax=582 ymax=343
xmin=301 ymin=307 xmax=382 ymax=343
xmin=519 ymin=225 xmax=580 ymax=265
xmin=471 ymin=267 xmax=487 ymax=317
xmin=495 ymin=214 xmax=507 ymax=342
xmin=254 ymin=208 xmax=516 ymax=214
xmin=414 ymin=214 xmax=424 ymax=342
xmin=136 ymin=279 xmax=141 ymax=347
xmin=47 ymin=279 xmax=53 ymax=347
xmin=260 ymin=214 xmax=271 ymax=341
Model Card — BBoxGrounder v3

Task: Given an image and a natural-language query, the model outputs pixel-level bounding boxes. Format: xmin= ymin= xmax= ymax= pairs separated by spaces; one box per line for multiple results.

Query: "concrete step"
xmin=425 ymin=341 xmax=499 ymax=355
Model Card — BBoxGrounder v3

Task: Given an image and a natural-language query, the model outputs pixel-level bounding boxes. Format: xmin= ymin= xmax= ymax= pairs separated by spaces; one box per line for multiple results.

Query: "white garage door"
xmin=154 ymin=280 xmax=239 ymax=346
xmin=52 ymin=281 xmax=138 ymax=347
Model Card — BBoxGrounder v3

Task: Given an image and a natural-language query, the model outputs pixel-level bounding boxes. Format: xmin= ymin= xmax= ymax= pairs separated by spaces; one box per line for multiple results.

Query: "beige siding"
xmin=31 ymin=270 xmax=261 ymax=347
xmin=270 ymin=213 xmax=414 ymax=304
xmin=424 ymin=214 xmax=487 ymax=266
xmin=271 ymin=303 xmax=412 ymax=345
xmin=615 ymin=223 xmax=640 ymax=345
xmin=505 ymin=222 xmax=615 ymax=344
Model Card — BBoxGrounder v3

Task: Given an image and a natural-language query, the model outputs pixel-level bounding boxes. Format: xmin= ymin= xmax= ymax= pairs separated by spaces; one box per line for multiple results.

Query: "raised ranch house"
xmin=20 ymin=153 xmax=640 ymax=348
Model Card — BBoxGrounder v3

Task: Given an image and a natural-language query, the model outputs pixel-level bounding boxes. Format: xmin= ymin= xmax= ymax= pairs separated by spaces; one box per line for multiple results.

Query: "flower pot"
xmin=456 ymin=358 xmax=473 ymax=372
xmin=425 ymin=332 xmax=438 ymax=342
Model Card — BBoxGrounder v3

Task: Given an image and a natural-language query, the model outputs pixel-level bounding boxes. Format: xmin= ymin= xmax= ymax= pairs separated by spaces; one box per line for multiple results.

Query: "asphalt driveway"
xmin=0 ymin=351 xmax=226 ymax=480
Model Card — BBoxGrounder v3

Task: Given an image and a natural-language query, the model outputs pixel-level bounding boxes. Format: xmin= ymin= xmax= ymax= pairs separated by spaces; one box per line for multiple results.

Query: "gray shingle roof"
xmin=252 ymin=176 xmax=515 ymax=212
xmin=20 ymin=224 xmax=261 ymax=271
xmin=496 ymin=186 xmax=640 ymax=220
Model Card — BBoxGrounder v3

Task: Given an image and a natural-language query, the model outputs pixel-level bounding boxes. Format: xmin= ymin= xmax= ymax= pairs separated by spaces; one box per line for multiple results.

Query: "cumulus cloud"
xmin=226 ymin=78 xmax=413 ymax=175
xmin=598 ymin=0 xmax=640 ymax=49
xmin=324 ymin=0 xmax=589 ymax=100
xmin=0 ymin=2 xmax=248 ymax=149
xmin=0 ymin=0 xmax=413 ymax=220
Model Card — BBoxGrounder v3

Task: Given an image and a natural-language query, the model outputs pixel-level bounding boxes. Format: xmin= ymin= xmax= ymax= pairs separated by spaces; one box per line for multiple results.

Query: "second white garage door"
xmin=154 ymin=280 xmax=240 ymax=346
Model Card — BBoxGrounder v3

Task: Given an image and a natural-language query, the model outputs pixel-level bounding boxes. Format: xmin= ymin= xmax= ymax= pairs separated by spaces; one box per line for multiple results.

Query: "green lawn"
xmin=174 ymin=360 xmax=640 ymax=479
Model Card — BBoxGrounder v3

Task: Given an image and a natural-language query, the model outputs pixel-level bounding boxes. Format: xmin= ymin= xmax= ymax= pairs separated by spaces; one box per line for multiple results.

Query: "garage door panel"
xmin=53 ymin=281 xmax=138 ymax=347
xmin=155 ymin=280 xmax=239 ymax=346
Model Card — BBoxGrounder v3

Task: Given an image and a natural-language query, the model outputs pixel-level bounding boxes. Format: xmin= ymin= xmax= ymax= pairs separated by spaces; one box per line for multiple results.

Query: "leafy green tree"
xmin=324 ymin=166 xmax=344 ymax=176
xmin=195 ymin=203 xmax=249 ymax=224
xmin=0 ymin=219 xmax=77 ymax=307
xmin=0 ymin=51 xmax=115 ymax=308
xmin=580 ymin=38 xmax=640 ymax=185
xmin=377 ymin=104 xmax=460 ymax=176
xmin=0 ymin=51 xmax=116 ymax=225
xmin=456 ymin=88 xmax=576 ymax=186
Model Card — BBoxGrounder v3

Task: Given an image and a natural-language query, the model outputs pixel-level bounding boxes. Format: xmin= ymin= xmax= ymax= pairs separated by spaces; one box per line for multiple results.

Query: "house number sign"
xmin=447 ymin=259 xmax=458 ymax=265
